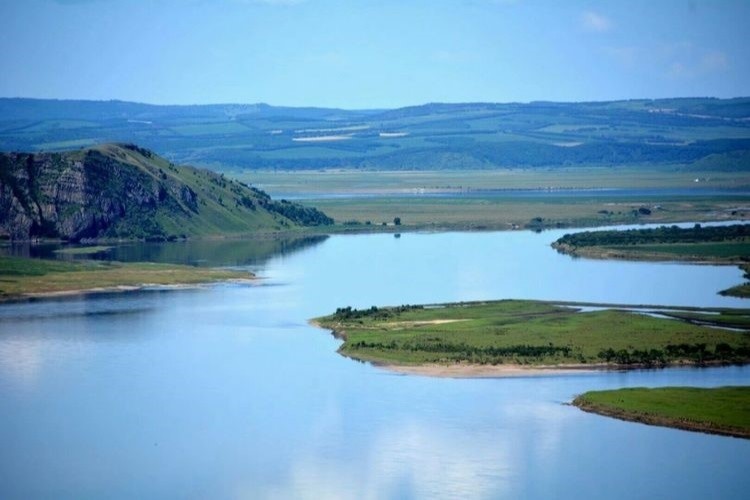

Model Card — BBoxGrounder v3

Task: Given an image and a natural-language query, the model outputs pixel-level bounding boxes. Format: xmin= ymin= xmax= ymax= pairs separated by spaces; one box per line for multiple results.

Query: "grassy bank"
xmin=316 ymin=195 xmax=734 ymax=231
xmin=722 ymin=264 xmax=750 ymax=298
xmin=305 ymin=195 xmax=748 ymax=232
xmin=553 ymin=224 xmax=750 ymax=297
xmin=239 ymin=168 xmax=749 ymax=231
xmin=313 ymin=300 xmax=750 ymax=370
xmin=573 ymin=387 xmax=750 ymax=439
xmin=0 ymin=255 xmax=251 ymax=299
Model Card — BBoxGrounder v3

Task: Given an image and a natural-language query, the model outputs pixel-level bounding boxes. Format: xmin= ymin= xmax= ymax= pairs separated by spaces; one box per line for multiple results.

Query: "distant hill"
xmin=0 ymin=143 xmax=332 ymax=241
xmin=0 ymin=98 xmax=749 ymax=170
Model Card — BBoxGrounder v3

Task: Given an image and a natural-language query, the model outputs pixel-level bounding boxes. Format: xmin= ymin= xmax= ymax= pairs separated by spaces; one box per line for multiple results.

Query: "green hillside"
xmin=0 ymin=143 xmax=332 ymax=241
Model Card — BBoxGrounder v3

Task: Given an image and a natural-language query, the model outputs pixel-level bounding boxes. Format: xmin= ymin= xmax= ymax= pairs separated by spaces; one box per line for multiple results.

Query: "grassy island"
xmin=573 ymin=387 xmax=750 ymax=439
xmin=314 ymin=300 xmax=750 ymax=375
xmin=0 ymin=255 xmax=252 ymax=299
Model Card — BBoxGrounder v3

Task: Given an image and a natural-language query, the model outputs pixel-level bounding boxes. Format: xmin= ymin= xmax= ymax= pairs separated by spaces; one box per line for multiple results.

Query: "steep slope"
xmin=0 ymin=143 xmax=332 ymax=241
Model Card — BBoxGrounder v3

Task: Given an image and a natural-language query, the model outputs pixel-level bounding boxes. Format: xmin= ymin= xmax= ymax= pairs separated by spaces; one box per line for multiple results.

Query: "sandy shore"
xmin=379 ymin=363 xmax=599 ymax=378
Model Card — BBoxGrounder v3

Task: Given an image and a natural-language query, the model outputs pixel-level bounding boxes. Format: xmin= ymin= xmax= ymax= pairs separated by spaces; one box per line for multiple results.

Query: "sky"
xmin=0 ymin=0 xmax=748 ymax=108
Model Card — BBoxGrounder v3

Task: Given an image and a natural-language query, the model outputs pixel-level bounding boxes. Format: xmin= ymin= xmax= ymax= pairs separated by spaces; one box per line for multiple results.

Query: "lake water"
xmin=1 ymin=228 xmax=749 ymax=499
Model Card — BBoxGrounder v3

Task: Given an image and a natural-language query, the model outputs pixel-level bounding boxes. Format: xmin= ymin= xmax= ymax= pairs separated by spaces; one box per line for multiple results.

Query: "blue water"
xmin=1 ymin=229 xmax=749 ymax=499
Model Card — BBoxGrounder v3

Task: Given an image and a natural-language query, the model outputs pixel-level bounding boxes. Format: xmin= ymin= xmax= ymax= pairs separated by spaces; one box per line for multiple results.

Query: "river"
xmin=1 ymin=227 xmax=749 ymax=499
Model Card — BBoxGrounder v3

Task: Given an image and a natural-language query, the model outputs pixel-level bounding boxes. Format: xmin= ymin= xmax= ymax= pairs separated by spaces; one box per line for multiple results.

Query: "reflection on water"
xmin=1 ymin=229 xmax=749 ymax=499
xmin=0 ymin=234 xmax=329 ymax=267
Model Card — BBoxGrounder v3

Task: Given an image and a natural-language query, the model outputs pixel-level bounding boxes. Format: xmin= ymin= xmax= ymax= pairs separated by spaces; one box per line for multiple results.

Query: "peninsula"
xmin=552 ymin=224 xmax=750 ymax=297
xmin=313 ymin=300 xmax=750 ymax=377
xmin=573 ymin=386 xmax=750 ymax=439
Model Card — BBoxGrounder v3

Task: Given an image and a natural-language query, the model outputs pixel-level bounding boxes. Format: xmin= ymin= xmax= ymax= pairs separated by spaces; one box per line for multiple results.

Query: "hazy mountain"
xmin=0 ymin=98 xmax=748 ymax=171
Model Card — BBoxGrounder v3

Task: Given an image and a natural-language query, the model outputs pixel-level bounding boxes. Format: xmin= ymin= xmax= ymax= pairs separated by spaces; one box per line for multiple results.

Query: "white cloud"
xmin=581 ymin=10 xmax=612 ymax=33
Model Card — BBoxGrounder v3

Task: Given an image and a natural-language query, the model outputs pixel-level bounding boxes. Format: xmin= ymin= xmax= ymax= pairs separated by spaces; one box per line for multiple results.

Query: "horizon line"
xmin=1 ymin=95 xmax=748 ymax=111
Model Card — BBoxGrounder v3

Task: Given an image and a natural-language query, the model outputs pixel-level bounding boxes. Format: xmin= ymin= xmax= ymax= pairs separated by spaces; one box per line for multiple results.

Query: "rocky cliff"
xmin=0 ymin=143 xmax=332 ymax=241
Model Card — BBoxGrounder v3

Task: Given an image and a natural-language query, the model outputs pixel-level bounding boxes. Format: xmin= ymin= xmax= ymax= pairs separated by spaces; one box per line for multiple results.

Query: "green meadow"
xmin=0 ymin=255 xmax=251 ymax=299
xmin=314 ymin=300 xmax=750 ymax=367
xmin=573 ymin=387 xmax=750 ymax=439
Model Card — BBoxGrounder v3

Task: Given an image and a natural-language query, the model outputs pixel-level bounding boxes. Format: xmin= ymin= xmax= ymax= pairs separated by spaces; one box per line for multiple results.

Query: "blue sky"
xmin=0 ymin=0 xmax=748 ymax=108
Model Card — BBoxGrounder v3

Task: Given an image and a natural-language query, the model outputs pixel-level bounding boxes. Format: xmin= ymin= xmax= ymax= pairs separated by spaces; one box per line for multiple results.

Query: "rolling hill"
xmin=0 ymin=143 xmax=332 ymax=241
xmin=0 ymin=97 xmax=749 ymax=170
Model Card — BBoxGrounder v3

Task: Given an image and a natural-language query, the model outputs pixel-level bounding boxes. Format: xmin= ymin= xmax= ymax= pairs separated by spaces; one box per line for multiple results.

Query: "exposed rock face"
xmin=1 ymin=148 xmax=173 ymax=240
xmin=0 ymin=143 xmax=332 ymax=241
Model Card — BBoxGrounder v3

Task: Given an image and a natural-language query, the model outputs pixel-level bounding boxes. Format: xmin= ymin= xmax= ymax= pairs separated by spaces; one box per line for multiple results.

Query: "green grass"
xmin=723 ymin=283 xmax=750 ymax=298
xmin=0 ymin=255 xmax=251 ymax=298
xmin=553 ymin=225 xmax=750 ymax=297
xmin=554 ymin=225 xmax=750 ymax=261
xmin=36 ymin=138 xmax=98 ymax=149
xmin=234 ymin=169 xmax=750 ymax=231
xmin=314 ymin=300 xmax=750 ymax=367
xmin=304 ymin=195 xmax=749 ymax=231
xmin=0 ymin=256 xmax=85 ymax=276
xmin=21 ymin=120 xmax=99 ymax=132
xmin=573 ymin=387 xmax=750 ymax=439
xmin=605 ymin=242 xmax=750 ymax=259
xmin=720 ymin=263 xmax=750 ymax=298
xmin=53 ymin=245 xmax=113 ymax=255
xmin=170 ymin=122 xmax=251 ymax=136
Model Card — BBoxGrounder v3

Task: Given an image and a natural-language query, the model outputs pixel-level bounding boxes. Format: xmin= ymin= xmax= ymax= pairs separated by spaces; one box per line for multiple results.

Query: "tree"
xmin=393 ymin=217 xmax=401 ymax=226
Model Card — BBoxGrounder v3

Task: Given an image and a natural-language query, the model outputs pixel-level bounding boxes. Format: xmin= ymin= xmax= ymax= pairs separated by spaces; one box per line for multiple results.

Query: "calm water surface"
xmin=1 ymin=228 xmax=749 ymax=499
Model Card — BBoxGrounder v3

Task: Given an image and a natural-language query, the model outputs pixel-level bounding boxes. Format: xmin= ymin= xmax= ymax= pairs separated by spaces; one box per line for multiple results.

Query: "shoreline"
xmin=551 ymin=241 xmax=748 ymax=265
xmin=378 ymin=362 xmax=598 ymax=378
xmin=3 ymin=214 xmax=749 ymax=244
xmin=310 ymin=304 xmax=750 ymax=379
xmin=573 ymin=395 xmax=750 ymax=440
xmin=0 ymin=277 xmax=257 ymax=303
xmin=365 ymin=360 xmax=748 ymax=379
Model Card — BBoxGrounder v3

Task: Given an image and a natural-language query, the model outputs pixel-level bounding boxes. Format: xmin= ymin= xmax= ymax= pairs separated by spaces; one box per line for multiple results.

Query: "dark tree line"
xmin=556 ymin=224 xmax=750 ymax=248
xmin=333 ymin=304 xmax=424 ymax=320
xmin=349 ymin=341 xmax=573 ymax=359
xmin=598 ymin=343 xmax=750 ymax=366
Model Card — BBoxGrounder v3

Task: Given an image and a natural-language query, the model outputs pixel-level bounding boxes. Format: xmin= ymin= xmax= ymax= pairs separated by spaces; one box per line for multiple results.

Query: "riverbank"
xmin=551 ymin=224 xmax=750 ymax=297
xmin=367 ymin=360 xmax=750 ymax=378
xmin=381 ymin=362 xmax=595 ymax=378
xmin=573 ymin=386 xmax=750 ymax=439
xmin=0 ymin=255 xmax=253 ymax=301
xmin=313 ymin=300 xmax=750 ymax=375
xmin=304 ymin=195 xmax=750 ymax=233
